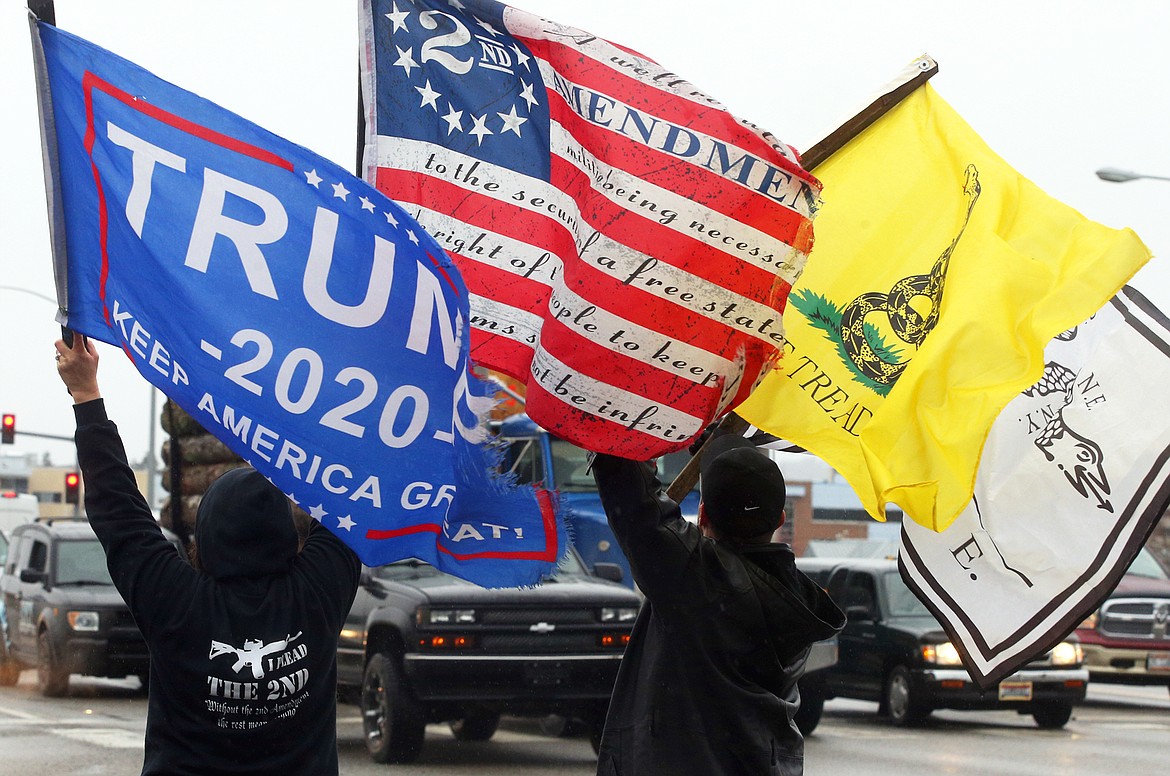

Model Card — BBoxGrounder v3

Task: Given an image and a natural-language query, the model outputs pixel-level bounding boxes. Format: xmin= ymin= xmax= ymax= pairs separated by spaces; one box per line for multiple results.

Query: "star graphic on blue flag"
xmin=371 ymin=0 xmax=551 ymax=178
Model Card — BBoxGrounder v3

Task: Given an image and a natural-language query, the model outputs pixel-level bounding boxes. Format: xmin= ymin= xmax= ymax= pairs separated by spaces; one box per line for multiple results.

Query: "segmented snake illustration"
xmin=838 ymin=165 xmax=982 ymax=386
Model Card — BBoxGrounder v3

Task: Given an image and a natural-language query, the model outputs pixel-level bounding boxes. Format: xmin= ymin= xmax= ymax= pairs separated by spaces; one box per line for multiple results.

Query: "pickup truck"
xmin=1074 ymin=547 xmax=1170 ymax=691
xmin=800 ymin=558 xmax=1088 ymax=729
xmin=336 ymin=548 xmax=641 ymax=763
xmin=0 ymin=517 xmax=182 ymax=695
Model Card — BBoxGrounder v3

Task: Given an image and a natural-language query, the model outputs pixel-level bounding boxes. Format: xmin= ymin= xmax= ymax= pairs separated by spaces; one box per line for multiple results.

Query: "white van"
xmin=0 ymin=492 xmax=38 ymax=538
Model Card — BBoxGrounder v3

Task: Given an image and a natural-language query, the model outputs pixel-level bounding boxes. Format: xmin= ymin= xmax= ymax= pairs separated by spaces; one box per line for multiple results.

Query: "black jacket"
xmin=592 ymin=454 xmax=845 ymax=776
xmin=75 ymin=400 xmax=361 ymax=775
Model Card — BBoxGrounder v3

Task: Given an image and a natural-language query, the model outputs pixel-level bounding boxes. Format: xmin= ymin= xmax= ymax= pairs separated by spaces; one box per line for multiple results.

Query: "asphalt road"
xmin=1 ymin=671 xmax=1167 ymax=774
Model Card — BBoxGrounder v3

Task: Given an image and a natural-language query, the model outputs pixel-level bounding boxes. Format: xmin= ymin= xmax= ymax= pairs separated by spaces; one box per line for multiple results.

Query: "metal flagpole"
xmin=664 ymin=55 xmax=939 ymax=503
xmin=27 ymin=0 xmax=68 ymax=334
xmin=27 ymin=0 xmax=53 ymax=24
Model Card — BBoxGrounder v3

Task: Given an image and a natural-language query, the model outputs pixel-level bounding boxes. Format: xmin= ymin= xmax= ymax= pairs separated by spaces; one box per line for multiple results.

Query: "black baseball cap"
xmin=699 ymin=435 xmax=786 ymax=539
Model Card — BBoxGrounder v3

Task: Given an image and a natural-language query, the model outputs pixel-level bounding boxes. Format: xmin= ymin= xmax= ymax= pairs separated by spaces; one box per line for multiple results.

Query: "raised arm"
xmin=56 ymin=334 xmax=194 ymax=632
xmin=590 ymin=453 xmax=697 ymax=599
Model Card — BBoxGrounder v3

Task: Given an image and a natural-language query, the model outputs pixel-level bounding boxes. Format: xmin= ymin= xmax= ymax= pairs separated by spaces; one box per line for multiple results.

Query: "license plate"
xmin=1147 ymin=653 xmax=1170 ymax=671
xmin=998 ymin=680 xmax=1033 ymax=701
xmin=524 ymin=663 xmax=569 ymax=686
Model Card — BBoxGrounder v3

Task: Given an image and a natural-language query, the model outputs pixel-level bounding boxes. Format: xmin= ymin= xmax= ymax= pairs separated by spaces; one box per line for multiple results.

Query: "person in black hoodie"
xmin=590 ymin=433 xmax=846 ymax=776
xmin=55 ymin=334 xmax=361 ymax=775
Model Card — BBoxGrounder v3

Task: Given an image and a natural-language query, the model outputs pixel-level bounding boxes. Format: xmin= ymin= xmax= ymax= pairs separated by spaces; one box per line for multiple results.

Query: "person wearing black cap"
xmin=55 ymin=334 xmax=361 ymax=775
xmin=590 ymin=432 xmax=845 ymax=776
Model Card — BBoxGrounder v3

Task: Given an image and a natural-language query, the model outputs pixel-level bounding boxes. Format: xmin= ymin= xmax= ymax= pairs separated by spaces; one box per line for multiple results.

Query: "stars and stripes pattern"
xmin=361 ymin=0 xmax=820 ymax=458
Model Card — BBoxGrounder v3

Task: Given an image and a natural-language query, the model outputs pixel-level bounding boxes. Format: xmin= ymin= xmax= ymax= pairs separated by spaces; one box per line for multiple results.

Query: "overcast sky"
xmin=2 ymin=0 xmax=1168 ymax=477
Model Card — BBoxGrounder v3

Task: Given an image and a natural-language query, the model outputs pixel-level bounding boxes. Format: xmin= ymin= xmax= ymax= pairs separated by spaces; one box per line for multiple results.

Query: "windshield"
xmin=549 ymin=439 xmax=595 ymax=492
xmin=548 ymin=438 xmax=698 ymax=495
xmin=1127 ymin=548 xmax=1169 ymax=580
xmin=553 ymin=548 xmax=588 ymax=578
xmin=656 ymin=450 xmax=697 ymax=491
xmin=503 ymin=438 xmax=547 ymax=488
xmin=882 ymin=571 xmax=932 ymax=617
xmin=55 ymin=539 xmax=114 ymax=585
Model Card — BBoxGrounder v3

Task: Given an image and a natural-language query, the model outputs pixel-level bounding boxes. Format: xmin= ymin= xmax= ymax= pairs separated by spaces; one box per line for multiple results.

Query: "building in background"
xmin=0 ymin=453 xmax=151 ymax=520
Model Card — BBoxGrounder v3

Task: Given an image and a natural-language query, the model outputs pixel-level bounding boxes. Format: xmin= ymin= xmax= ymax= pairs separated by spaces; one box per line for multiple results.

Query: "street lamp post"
xmin=1096 ymin=167 xmax=1170 ymax=184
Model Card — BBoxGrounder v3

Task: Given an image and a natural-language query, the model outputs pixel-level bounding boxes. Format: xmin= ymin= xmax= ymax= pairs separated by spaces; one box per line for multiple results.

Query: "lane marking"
xmin=54 ymin=728 xmax=143 ymax=749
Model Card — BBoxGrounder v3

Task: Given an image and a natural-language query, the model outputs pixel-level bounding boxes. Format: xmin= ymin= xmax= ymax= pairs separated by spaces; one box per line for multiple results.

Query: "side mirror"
xmin=359 ymin=567 xmax=388 ymax=596
xmin=592 ymin=562 xmax=624 ymax=584
xmin=845 ymin=604 xmax=875 ymax=622
xmin=20 ymin=568 xmax=47 ymax=585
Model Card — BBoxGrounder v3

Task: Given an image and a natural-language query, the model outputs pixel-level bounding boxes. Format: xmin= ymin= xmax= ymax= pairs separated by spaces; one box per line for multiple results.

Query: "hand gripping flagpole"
xmin=664 ymin=55 xmax=939 ymax=504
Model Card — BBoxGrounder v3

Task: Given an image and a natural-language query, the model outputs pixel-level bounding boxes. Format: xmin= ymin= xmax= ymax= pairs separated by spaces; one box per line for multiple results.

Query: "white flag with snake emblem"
xmin=900 ymin=286 xmax=1170 ymax=686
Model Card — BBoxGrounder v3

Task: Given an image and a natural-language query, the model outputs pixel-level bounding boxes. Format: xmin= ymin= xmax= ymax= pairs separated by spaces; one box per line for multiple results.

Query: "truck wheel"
xmin=37 ymin=630 xmax=69 ymax=697
xmin=361 ymin=653 xmax=425 ymax=763
xmin=794 ymin=679 xmax=826 ymax=735
xmin=449 ymin=710 xmax=500 ymax=741
xmin=1032 ymin=702 xmax=1073 ymax=729
xmin=885 ymin=666 xmax=928 ymax=727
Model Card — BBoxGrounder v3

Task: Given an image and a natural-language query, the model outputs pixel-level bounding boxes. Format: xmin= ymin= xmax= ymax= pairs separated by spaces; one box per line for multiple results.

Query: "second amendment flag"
xmin=360 ymin=0 xmax=820 ymax=459
xmin=737 ymin=83 xmax=1151 ymax=531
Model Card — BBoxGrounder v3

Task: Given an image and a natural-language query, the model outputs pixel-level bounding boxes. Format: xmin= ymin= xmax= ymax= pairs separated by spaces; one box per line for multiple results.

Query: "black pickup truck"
xmin=799 ymin=558 xmax=1088 ymax=729
xmin=336 ymin=549 xmax=641 ymax=763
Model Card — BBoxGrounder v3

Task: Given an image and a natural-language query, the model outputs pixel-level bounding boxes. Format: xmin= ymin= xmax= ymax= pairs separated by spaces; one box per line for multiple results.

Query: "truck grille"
xmin=480 ymin=633 xmax=600 ymax=652
xmin=480 ymin=608 xmax=595 ymax=626
xmin=419 ymin=605 xmax=629 ymax=655
xmin=1099 ymin=598 xmax=1170 ymax=640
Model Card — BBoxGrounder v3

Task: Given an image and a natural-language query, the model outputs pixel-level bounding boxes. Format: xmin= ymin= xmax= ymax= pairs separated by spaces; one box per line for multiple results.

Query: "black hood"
xmin=193 ymin=467 xmax=297 ymax=579
xmin=741 ymin=544 xmax=847 ymax=666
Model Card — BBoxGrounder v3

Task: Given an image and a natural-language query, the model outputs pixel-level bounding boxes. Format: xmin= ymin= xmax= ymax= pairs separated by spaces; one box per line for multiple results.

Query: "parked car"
xmin=0 ymin=517 xmax=182 ymax=695
xmin=337 ymin=547 xmax=640 ymax=763
xmin=1075 ymin=547 xmax=1170 ymax=693
xmin=802 ymin=558 xmax=1087 ymax=728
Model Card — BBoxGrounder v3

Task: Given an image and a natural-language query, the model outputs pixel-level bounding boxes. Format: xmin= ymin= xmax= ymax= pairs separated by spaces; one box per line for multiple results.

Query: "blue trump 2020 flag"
xmin=31 ymin=20 xmax=564 ymax=587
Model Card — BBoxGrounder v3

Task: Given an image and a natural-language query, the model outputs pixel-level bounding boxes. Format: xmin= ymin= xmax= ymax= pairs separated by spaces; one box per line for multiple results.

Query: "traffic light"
xmin=1 ymin=414 xmax=13 ymax=444
xmin=64 ymin=471 xmax=80 ymax=504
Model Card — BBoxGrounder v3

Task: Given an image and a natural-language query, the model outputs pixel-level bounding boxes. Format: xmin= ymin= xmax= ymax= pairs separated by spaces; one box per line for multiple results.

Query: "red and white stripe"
xmin=370 ymin=4 xmax=818 ymax=459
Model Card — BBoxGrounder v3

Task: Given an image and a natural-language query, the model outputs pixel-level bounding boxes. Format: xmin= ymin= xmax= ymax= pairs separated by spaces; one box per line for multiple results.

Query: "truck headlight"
xmin=600 ymin=607 xmax=638 ymax=623
xmin=1050 ymin=641 xmax=1083 ymax=666
xmin=420 ymin=608 xmax=476 ymax=625
xmin=67 ymin=611 xmax=100 ymax=631
xmin=922 ymin=641 xmax=963 ymax=666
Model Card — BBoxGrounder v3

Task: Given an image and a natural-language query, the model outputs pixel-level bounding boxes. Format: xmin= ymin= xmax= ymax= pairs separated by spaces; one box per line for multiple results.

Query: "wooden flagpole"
xmin=663 ymin=55 xmax=939 ymax=503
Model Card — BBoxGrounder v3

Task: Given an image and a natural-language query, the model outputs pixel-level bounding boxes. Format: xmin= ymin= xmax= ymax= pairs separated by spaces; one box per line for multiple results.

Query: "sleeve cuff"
xmin=73 ymin=398 xmax=109 ymax=427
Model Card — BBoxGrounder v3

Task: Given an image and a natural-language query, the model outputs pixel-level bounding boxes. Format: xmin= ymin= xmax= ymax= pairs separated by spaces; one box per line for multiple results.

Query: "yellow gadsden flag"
xmin=738 ymin=83 xmax=1151 ymax=532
